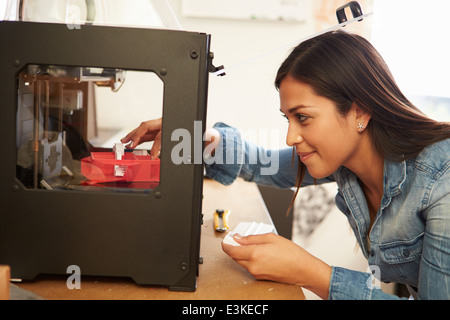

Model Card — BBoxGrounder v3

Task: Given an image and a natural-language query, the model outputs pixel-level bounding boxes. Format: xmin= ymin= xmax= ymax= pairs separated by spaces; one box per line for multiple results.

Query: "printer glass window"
xmin=15 ymin=64 xmax=162 ymax=193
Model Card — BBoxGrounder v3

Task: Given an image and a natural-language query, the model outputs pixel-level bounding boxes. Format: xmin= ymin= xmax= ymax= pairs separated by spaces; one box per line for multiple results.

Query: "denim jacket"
xmin=205 ymin=123 xmax=450 ymax=300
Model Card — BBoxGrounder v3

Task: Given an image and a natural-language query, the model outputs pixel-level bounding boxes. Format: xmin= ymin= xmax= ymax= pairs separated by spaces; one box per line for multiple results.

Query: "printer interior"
xmin=16 ymin=64 xmax=161 ymax=192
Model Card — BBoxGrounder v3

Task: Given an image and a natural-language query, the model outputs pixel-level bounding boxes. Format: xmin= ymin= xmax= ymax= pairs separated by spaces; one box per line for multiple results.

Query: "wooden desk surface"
xmin=0 ymin=266 xmax=10 ymax=300
xmin=16 ymin=179 xmax=305 ymax=300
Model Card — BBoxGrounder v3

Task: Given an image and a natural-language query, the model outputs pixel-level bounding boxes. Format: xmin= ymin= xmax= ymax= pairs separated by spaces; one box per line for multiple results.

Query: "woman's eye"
xmin=295 ymin=114 xmax=309 ymax=122
xmin=281 ymin=113 xmax=310 ymax=123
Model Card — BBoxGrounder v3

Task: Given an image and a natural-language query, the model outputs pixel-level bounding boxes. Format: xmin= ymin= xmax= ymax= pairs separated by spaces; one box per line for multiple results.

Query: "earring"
xmin=357 ymin=122 xmax=366 ymax=131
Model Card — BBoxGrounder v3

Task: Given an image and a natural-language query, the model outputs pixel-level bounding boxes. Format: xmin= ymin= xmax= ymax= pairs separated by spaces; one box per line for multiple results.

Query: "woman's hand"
xmin=222 ymin=233 xmax=332 ymax=300
xmin=121 ymin=118 xmax=162 ymax=159
xmin=121 ymin=118 xmax=221 ymax=160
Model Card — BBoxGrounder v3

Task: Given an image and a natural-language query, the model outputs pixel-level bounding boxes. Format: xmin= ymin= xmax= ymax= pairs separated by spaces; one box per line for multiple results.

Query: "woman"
xmin=121 ymin=30 xmax=450 ymax=300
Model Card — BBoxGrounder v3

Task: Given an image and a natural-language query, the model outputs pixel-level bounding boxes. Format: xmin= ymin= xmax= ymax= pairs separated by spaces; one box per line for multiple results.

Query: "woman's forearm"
xmin=299 ymin=254 xmax=332 ymax=300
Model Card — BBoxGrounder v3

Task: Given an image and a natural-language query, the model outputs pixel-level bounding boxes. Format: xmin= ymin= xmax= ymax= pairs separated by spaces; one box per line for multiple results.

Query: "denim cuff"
xmin=204 ymin=123 xmax=244 ymax=186
xmin=329 ymin=266 xmax=408 ymax=300
xmin=329 ymin=266 xmax=372 ymax=300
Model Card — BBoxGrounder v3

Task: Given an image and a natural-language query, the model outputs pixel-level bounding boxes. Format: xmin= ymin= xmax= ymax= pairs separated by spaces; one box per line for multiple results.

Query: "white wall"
xmin=168 ymin=0 xmax=317 ymax=148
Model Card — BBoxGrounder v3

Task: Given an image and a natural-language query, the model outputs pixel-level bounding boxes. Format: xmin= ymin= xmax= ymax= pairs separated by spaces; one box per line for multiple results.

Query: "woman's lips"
xmin=298 ymin=151 xmax=316 ymax=163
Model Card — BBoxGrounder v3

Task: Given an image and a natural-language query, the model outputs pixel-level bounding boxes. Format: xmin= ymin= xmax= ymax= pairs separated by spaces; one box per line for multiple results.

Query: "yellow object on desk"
xmin=214 ymin=209 xmax=230 ymax=233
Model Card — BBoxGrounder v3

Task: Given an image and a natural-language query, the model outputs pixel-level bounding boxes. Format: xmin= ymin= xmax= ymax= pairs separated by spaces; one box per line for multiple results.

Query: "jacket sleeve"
xmin=416 ymin=168 xmax=450 ymax=299
xmin=204 ymin=123 xmax=334 ymax=189
xmin=330 ymin=167 xmax=450 ymax=300
xmin=329 ymin=267 xmax=409 ymax=300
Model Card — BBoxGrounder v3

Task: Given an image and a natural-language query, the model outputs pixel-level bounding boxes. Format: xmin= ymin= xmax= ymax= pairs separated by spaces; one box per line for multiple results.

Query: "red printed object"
xmin=81 ymin=152 xmax=160 ymax=183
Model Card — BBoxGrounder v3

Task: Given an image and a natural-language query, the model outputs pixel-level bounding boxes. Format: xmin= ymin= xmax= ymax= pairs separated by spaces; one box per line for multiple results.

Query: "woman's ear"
xmin=351 ymin=103 xmax=371 ymax=132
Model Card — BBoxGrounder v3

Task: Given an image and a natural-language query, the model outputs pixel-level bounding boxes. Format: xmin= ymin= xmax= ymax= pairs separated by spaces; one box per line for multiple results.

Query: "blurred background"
xmin=3 ymin=0 xmax=448 ymax=147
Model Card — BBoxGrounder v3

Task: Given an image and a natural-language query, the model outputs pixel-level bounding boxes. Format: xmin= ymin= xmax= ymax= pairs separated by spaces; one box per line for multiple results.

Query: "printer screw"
xmin=13 ymin=59 xmax=20 ymax=67
xmin=155 ymin=191 xmax=162 ymax=199
xmin=160 ymin=68 xmax=167 ymax=76
xmin=199 ymin=257 xmax=204 ymax=264
xmin=181 ymin=262 xmax=188 ymax=271
xmin=190 ymin=50 xmax=198 ymax=59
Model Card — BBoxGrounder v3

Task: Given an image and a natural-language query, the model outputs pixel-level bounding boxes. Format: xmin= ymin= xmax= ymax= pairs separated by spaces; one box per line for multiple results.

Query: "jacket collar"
xmin=335 ymin=160 xmax=406 ymax=196
xmin=383 ymin=159 xmax=407 ymax=197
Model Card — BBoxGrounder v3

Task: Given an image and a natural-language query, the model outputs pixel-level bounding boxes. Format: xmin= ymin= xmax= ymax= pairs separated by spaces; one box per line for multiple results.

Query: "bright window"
xmin=371 ymin=0 xmax=450 ymax=120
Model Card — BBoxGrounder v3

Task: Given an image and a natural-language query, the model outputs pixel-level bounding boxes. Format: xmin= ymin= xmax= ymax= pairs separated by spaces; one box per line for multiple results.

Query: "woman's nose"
xmin=286 ymin=123 xmax=303 ymax=147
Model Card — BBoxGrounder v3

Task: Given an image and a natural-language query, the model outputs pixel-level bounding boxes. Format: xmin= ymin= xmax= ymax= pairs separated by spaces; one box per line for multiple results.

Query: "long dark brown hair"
xmin=276 ymin=30 xmax=450 ymax=207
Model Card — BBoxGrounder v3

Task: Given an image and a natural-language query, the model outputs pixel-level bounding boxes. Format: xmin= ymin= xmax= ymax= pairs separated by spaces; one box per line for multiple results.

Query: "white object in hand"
xmin=223 ymin=222 xmax=276 ymax=247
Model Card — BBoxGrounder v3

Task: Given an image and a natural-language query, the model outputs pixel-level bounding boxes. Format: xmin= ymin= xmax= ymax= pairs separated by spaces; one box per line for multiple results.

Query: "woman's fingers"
xmin=222 ymin=233 xmax=276 ymax=261
xmin=150 ymin=131 xmax=162 ymax=159
xmin=120 ymin=118 xmax=162 ymax=150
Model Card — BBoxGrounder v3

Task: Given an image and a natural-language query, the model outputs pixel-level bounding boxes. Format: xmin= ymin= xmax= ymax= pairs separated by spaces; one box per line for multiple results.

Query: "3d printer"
xmin=0 ymin=18 xmax=220 ymax=291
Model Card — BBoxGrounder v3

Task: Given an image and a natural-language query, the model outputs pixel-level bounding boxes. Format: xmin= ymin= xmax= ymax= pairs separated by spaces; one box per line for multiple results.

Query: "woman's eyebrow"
xmin=285 ymin=105 xmax=312 ymax=114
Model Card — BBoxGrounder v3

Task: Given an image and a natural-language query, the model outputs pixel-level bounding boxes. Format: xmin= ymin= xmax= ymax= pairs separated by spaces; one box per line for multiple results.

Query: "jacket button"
xmin=403 ymin=249 xmax=410 ymax=257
